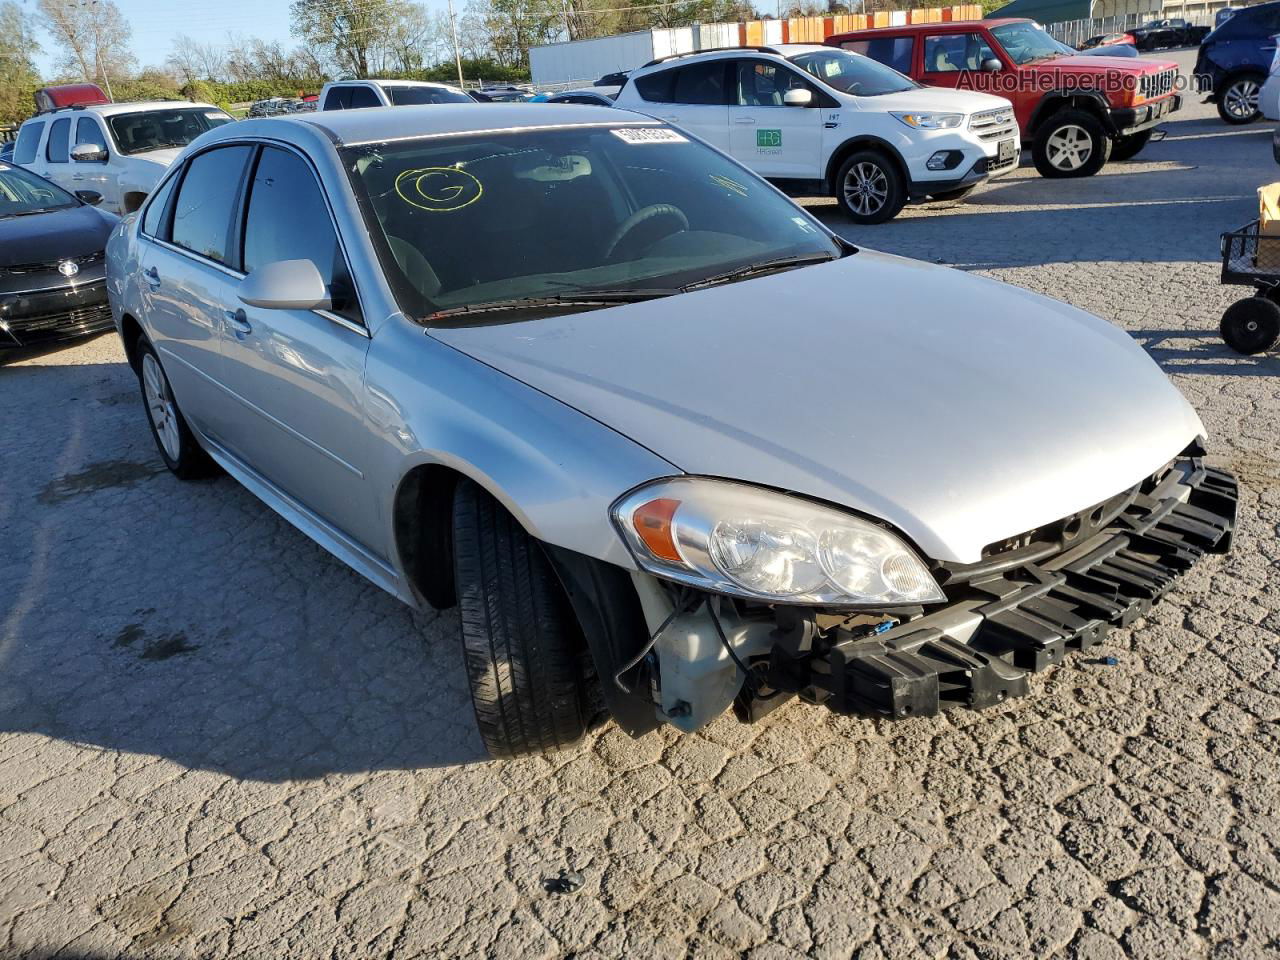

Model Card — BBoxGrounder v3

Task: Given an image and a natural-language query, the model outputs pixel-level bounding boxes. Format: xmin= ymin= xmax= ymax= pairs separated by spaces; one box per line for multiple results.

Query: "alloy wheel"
xmin=142 ymin=353 xmax=181 ymax=462
xmin=1046 ymin=125 xmax=1093 ymax=172
xmin=843 ymin=162 xmax=889 ymax=217
xmin=1224 ymin=79 xmax=1260 ymax=121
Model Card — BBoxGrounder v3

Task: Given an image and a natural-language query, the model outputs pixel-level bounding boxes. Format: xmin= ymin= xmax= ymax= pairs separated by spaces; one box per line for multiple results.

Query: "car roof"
xmin=26 ymin=100 xmax=220 ymax=121
xmin=214 ymin=103 xmax=657 ymax=148
xmin=832 ymin=17 xmax=1028 ymax=34
xmin=327 ymin=79 xmax=460 ymax=90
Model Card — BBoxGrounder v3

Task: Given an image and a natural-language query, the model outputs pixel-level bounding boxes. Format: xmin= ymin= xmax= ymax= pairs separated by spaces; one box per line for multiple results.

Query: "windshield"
xmin=388 ymin=86 xmax=472 ymax=105
xmin=0 ymin=163 xmax=78 ymax=217
xmin=106 ymin=108 xmax=233 ymax=156
xmin=342 ymin=125 xmax=841 ymax=322
xmin=789 ymin=48 xmax=918 ymax=95
xmin=991 ymin=22 xmax=1076 ymax=64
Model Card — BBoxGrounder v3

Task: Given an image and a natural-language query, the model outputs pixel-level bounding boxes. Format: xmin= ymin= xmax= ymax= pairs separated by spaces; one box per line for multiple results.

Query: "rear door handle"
xmin=224 ymin=308 xmax=252 ymax=339
xmin=734 ymin=117 xmax=757 ymax=124
xmin=143 ymin=266 xmax=160 ymax=288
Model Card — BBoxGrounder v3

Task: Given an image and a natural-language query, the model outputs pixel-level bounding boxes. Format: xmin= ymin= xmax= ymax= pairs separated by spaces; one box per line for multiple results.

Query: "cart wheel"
xmin=1221 ymin=296 xmax=1280 ymax=355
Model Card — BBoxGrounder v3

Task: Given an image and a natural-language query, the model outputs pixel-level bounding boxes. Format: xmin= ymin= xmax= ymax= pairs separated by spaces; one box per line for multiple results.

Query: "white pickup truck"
xmin=12 ymin=98 xmax=234 ymax=215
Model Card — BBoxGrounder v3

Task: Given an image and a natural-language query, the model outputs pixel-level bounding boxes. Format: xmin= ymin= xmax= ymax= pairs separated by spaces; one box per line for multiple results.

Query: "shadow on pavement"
xmin=0 ymin=361 xmax=491 ymax=780
xmin=1131 ymin=327 xmax=1280 ymax=377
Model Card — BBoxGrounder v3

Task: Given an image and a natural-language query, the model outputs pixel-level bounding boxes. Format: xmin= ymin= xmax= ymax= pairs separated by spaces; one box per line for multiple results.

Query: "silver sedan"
xmin=105 ymin=104 xmax=1236 ymax=757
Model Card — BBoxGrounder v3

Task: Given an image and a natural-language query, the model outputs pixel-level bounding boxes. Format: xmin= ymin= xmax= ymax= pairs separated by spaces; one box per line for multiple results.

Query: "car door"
xmin=919 ymin=32 xmax=1005 ymax=95
xmin=69 ymin=116 xmax=113 ymax=207
xmin=727 ymin=59 xmax=825 ymax=179
xmin=37 ymin=117 xmax=73 ymax=190
xmin=214 ymin=144 xmax=381 ymax=555
xmin=138 ymin=144 xmax=255 ymax=440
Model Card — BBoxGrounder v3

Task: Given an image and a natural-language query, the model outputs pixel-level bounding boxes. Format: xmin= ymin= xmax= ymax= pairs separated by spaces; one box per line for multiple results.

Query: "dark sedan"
xmin=0 ymin=163 xmax=117 ymax=350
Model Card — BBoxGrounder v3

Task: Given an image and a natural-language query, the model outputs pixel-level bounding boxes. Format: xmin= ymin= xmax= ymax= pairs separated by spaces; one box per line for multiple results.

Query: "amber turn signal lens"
xmin=632 ymin=498 xmax=682 ymax=563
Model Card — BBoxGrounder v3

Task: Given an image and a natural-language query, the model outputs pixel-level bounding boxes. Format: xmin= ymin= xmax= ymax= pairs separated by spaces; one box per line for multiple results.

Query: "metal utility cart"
xmin=1220 ymin=220 xmax=1280 ymax=354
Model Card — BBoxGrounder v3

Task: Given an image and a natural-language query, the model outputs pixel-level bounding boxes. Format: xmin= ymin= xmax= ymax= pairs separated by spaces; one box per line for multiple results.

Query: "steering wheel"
xmin=603 ymin=204 xmax=689 ymax=262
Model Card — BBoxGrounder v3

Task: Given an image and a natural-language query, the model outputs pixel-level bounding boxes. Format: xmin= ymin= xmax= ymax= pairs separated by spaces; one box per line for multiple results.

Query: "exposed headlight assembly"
xmin=892 ymin=111 xmax=965 ymax=130
xmin=612 ymin=478 xmax=945 ymax=606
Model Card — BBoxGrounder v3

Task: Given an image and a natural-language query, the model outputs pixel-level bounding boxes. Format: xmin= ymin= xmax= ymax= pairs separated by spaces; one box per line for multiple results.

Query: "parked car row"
xmin=87 ymin=103 xmax=1237 ymax=757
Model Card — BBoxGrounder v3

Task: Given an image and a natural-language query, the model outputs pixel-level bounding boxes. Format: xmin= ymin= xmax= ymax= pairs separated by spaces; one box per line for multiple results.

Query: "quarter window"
xmin=141 ymin=173 xmax=179 ymax=239
xmin=170 ymin=145 xmax=253 ymax=265
xmin=45 ymin=118 xmax=71 ymax=163
xmin=922 ymin=33 xmax=998 ymax=72
xmin=13 ymin=121 xmax=44 ymax=165
xmin=634 ymin=69 xmax=677 ymax=103
xmin=841 ymin=36 xmax=915 ymax=75
xmin=242 ymin=147 xmax=360 ymax=322
xmin=347 ymin=86 xmax=381 ymax=108
xmin=323 ymin=87 xmax=349 ymax=110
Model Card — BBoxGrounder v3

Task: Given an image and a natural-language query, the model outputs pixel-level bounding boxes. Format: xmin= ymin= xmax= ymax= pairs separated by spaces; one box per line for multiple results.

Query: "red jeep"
xmin=827 ymin=18 xmax=1182 ymax=178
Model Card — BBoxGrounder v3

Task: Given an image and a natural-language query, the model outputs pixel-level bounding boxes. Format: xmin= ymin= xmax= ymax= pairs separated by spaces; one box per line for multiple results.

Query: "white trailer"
xmin=529 ymin=27 xmax=700 ymax=86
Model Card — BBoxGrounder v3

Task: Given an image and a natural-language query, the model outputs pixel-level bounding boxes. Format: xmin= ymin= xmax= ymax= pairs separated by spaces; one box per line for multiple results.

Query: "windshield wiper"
xmin=681 ymin=253 xmax=837 ymax=292
xmin=425 ymin=289 xmax=676 ymax=323
xmin=2 ymin=207 xmax=64 ymax=218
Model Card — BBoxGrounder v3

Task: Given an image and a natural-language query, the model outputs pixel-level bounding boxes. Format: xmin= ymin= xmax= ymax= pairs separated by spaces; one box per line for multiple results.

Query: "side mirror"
xmin=981 ymin=58 xmax=1003 ymax=72
xmin=783 ymin=88 xmax=813 ymax=107
xmin=70 ymin=143 xmax=108 ymax=164
xmin=75 ymin=190 xmax=103 ymax=206
xmin=239 ymin=259 xmax=332 ymax=311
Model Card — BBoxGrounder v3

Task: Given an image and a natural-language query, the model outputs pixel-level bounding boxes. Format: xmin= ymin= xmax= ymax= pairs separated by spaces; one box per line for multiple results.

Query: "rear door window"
xmin=841 ymin=36 xmax=915 ymax=74
xmin=141 ymin=172 xmax=179 ymax=239
xmin=347 ymin=85 xmax=382 ymax=108
xmin=634 ymin=69 xmax=677 ymax=103
xmin=13 ymin=121 xmax=44 ymax=165
xmin=170 ymin=145 xmax=254 ymax=265
xmin=323 ymin=87 xmax=350 ymax=110
xmin=45 ymin=118 xmax=71 ymax=163
xmin=673 ymin=62 xmax=730 ymax=104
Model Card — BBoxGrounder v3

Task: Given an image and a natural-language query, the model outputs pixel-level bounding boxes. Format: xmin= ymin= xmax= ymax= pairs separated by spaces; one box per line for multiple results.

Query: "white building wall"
xmin=529 ymin=31 xmax=657 ymax=86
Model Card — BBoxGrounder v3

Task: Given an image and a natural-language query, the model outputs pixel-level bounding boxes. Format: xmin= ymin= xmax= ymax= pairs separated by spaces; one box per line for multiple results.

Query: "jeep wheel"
xmin=1218 ymin=74 xmax=1263 ymax=124
xmin=1032 ymin=110 xmax=1111 ymax=178
xmin=451 ymin=478 xmax=597 ymax=757
xmin=1110 ymin=130 xmax=1152 ymax=162
xmin=1220 ymin=297 xmax=1280 ymax=355
xmin=835 ymin=150 xmax=906 ymax=224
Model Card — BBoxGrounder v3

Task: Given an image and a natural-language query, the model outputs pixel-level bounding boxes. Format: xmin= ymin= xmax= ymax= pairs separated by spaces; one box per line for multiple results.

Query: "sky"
xmin=25 ymin=0 xmax=450 ymax=76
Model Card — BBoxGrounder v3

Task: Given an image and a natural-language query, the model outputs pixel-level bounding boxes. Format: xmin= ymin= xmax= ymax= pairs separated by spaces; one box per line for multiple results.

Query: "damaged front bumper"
xmin=762 ymin=456 xmax=1237 ymax=720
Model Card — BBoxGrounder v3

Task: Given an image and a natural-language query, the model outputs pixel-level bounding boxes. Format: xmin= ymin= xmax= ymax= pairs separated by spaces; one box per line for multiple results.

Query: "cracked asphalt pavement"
xmin=3 ymin=49 xmax=1279 ymax=959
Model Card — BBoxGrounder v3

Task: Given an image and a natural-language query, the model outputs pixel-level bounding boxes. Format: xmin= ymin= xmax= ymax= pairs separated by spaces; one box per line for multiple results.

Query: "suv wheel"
xmin=451 ymin=478 xmax=597 ymax=757
xmin=835 ymin=150 xmax=906 ymax=224
xmin=136 ymin=336 xmax=216 ymax=480
xmin=1110 ymin=130 xmax=1152 ymax=162
xmin=1218 ymin=74 xmax=1263 ymax=124
xmin=1032 ymin=110 xmax=1111 ymax=178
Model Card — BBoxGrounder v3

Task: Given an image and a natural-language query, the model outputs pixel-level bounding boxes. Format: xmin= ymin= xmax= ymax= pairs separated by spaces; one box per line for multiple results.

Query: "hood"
xmin=864 ymin=86 xmax=1013 ymax=113
xmin=0 ymin=203 xmax=116 ymax=268
xmin=430 ymin=253 xmax=1204 ymax=564
xmin=1027 ymin=54 xmax=1177 ymax=76
xmin=127 ymin=147 xmax=184 ymax=167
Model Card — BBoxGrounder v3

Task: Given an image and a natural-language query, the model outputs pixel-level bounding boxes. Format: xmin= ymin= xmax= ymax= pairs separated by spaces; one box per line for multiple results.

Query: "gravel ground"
xmin=2 ymin=49 xmax=1279 ymax=960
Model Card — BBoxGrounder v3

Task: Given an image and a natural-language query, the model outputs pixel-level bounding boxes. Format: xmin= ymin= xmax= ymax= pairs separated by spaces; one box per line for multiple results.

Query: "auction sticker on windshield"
xmin=612 ymin=128 xmax=688 ymax=144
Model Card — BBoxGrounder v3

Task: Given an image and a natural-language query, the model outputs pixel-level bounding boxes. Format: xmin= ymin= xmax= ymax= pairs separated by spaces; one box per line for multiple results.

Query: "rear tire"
xmin=1032 ymin=109 xmax=1111 ymax=178
xmin=135 ymin=336 xmax=216 ymax=480
xmin=1218 ymin=74 xmax=1263 ymax=125
xmin=1110 ymin=130 xmax=1152 ymax=161
xmin=451 ymin=478 xmax=596 ymax=757
xmin=1220 ymin=297 xmax=1280 ymax=355
xmin=834 ymin=150 xmax=907 ymax=224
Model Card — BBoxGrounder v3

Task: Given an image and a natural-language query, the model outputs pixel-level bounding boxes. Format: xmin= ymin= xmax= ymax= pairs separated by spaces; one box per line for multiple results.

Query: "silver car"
xmin=105 ymin=105 xmax=1237 ymax=758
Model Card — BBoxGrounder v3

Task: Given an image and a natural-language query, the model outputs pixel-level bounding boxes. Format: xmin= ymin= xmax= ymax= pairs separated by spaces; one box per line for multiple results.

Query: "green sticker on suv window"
xmin=757 ymin=129 xmax=782 ymax=148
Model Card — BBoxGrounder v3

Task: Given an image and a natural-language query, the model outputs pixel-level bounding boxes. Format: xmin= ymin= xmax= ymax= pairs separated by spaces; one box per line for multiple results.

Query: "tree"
xmin=38 ymin=0 xmax=136 ymax=91
xmin=0 ymin=1 xmax=41 ymax=124
xmin=465 ymin=0 xmax=561 ymax=69
xmin=291 ymin=0 xmax=394 ymax=78
xmin=168 ymin=34 xmax=227 ymax=85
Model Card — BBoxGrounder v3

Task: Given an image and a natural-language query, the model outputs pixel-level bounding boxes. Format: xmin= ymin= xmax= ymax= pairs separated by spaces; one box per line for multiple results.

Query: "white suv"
xmin=318 ymin=79 xmax=472 ymax=110
xmin=614 ymin=45 xmax=1020 ymax=223
xmin=11 ymin=100 xmax=233 ymax=215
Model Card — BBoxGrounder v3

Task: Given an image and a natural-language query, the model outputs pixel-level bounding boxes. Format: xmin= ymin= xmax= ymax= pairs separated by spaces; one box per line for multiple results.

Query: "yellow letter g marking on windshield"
xmin=395 ymin=167 xmax=483 ymax=212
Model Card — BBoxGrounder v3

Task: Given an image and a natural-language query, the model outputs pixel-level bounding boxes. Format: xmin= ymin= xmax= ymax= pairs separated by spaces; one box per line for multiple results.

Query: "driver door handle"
xmin=734 ymin=117 xmax=757 ymax=124
xmin=224 ymin=308 xmax=252 ymax=339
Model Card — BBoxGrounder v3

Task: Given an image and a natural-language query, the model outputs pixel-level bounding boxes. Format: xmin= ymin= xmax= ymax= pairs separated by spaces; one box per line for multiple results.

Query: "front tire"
xmin=1218 ymin=74 xmax=1263 ymax=124
xmin=135 ymin=337 xmax=215 ymax=480
xmin=834 ymin=150 xmax=907 ymax=224
xmin=1032 ymin=109 xmax=1111 ymax=178
xmin=1220 ymin=297 xmax=1280 ymax=354
xmin=1110 ymin=130 xmax=1152 ymax=161
xmin=451 ymin=478 xmax=596 ymax=758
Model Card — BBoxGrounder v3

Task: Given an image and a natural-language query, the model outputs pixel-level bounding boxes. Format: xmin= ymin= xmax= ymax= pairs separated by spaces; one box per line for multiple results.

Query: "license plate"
xmin=998 ymin=138 xmax=1015 ymax=162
